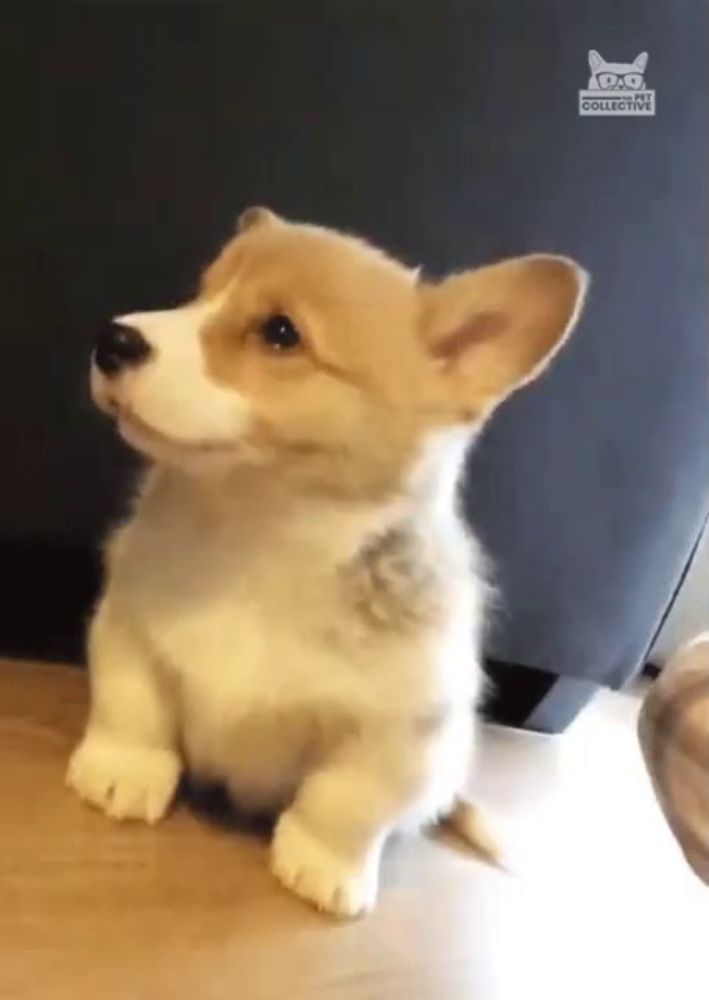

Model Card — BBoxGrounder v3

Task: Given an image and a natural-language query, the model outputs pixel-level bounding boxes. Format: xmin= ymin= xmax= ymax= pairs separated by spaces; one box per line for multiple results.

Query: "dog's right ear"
xmin=237 ymin=206 xmax=282 ymax=233
xmin=420 ymin=254 xmax=588 ymax=421
xmin=588 ymin=50 xmax=604 ymax=72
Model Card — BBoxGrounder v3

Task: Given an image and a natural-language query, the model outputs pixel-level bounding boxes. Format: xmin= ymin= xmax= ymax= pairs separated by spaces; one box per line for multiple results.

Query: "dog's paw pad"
xmin=67 ymin=735 xmax=180 ymax=823
xmin=271 ymin=811 xmax=378 ymax=918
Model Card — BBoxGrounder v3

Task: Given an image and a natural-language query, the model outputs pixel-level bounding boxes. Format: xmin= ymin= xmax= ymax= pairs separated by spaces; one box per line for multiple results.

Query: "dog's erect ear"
xmin=588 ymin=49 xmax=604 ymax=72
xmin=634 ymin=52 xmax=648 ymax=72
xmin=421 ymin=255 xmax=588 ymax=418
xmin=237 ymin=206 xmax=282 ymax=233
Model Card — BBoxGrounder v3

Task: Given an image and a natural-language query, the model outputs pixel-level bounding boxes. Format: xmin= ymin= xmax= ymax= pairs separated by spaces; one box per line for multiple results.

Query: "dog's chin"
xmin=116 ymin=410 xmax=239 ymax=471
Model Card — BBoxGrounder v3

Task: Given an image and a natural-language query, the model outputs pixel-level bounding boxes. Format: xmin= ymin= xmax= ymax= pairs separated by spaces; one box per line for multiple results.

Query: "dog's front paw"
xmin=271 ymin=811 xmax=379 ymax=919
xmin=67 ymin=734 xmax=181 ymax=824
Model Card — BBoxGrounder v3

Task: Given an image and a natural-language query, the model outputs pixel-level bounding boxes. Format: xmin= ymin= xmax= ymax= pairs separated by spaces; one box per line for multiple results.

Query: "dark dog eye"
xmin=260 ymin=314 xmax=301 ymax=351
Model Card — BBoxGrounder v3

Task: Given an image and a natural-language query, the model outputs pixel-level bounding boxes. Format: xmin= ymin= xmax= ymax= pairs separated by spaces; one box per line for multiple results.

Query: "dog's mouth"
xmin=117 ymin=409 xmax=236 ymax=457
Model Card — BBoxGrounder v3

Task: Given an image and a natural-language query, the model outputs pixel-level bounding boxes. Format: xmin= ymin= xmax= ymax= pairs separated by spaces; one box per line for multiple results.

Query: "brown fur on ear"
xmin=421 ymin=254 xmax=588 ymax=418
xmin=237 ymin=206 xmax=282 ymax=233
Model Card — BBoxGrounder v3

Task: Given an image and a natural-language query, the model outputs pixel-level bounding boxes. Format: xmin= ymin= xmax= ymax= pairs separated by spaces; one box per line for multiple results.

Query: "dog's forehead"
xmin=199 ymin=222 xmax=424 ymax=380
xmin=204 ymin=223 xmax=417 ymax=308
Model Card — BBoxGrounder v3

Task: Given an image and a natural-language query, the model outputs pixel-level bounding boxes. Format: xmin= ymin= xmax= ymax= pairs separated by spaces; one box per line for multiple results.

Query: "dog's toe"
xmin=271 ymin=810 xmax=378 ymax=918
xmin=67 ymin=734 xmax=180 ymax=824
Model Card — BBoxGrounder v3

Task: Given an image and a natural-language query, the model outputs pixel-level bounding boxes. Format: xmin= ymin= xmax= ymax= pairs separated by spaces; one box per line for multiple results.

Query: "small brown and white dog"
xmin=67 ymin=208 xmax=587 ymax=917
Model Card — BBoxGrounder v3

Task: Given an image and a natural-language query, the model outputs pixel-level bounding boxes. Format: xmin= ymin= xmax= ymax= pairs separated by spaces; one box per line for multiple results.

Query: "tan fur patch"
xmin=198 ymin=220 xmax=431 ymax=501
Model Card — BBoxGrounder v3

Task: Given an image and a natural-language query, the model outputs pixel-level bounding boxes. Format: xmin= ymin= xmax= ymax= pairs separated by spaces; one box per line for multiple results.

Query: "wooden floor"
xmin=1 ymin=659 xmax=706 ymax=1000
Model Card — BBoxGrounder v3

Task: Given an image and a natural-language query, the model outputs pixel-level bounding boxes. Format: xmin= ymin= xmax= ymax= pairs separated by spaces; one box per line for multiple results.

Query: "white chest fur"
xmin=104 ymin=467 xmax=482 ymax=810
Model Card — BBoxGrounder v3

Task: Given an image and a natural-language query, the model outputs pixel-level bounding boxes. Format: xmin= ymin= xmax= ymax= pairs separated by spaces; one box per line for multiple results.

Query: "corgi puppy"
xmin=67 ymin=208 xmax=587 ymax=917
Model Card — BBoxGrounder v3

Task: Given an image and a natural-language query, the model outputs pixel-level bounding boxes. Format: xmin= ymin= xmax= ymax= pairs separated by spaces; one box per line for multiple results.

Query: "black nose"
xmin=94 ymin=322 xmax=152 ymax=376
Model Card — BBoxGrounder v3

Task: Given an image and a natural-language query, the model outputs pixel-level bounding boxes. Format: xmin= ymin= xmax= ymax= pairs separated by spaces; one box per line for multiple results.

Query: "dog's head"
xmin=93 ymin=209 xmax=587 ymax=497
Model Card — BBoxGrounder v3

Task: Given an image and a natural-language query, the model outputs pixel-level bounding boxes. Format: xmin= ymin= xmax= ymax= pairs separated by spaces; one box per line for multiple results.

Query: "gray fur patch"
xmin=340 ymin=526 xmax=444 ymax=632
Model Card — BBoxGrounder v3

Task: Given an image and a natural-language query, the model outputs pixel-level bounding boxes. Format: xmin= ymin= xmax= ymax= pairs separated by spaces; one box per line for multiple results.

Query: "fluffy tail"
xmin=439 ymin=797 xmax=504 ymax=869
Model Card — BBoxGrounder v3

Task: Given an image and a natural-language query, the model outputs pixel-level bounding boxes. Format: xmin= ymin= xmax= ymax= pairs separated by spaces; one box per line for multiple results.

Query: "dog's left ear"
xmin=237 ymin=206 xmax=282 ymax=232
xmin=421 ymin=254 xmax=588 ymax=418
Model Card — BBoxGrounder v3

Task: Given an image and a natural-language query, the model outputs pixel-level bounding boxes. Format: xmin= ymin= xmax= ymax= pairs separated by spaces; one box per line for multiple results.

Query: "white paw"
xmin=271 ymin=811 xmax=379 ymax=919
xmin=67 ymin=734 xmax=181 ymax=824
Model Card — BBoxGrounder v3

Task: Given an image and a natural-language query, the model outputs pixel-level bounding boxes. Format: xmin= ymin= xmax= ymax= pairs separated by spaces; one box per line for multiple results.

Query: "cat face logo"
xmin=579 ymin=50 xmax=655 ymax=116
xmin=588 ymin=50 xmax=648 ymax=91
